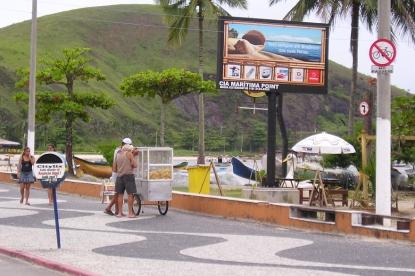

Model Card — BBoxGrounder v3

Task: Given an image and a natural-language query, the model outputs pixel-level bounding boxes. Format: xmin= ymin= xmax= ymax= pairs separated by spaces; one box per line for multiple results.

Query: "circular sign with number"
xmin=359 ymin=101 xmax=370 ymax=116
xmin=369 ymin=38 xmax=396 ymax=66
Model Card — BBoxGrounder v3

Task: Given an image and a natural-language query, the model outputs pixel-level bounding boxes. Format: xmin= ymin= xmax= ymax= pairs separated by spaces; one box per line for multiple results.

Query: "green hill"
xmin=0 ymin=4 xmax=406 ymax=152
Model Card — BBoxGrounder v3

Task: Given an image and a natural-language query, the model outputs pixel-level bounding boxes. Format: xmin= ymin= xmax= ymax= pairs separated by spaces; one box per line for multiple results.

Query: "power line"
xmin=5 ymin=2 xmax=414 ymax=30
xmin=6 ymin=1 xmax=234 ymax=22
xmin=0 ymin=8 xmax=384 ymax=42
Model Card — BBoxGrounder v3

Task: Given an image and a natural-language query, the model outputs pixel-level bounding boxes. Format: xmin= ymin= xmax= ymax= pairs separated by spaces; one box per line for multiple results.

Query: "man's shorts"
xmin=115 ymin=174 xmax=137 ymax=194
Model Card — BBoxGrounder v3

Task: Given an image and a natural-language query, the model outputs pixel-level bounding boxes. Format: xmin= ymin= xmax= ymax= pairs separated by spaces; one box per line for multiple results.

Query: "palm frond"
xmin=359 ymin=0 xmax=378 ymax=33
xmin=391 ymin=0 xmax=415 ymax=44
xmin=282 ymin=0 xmax=324 ymax=21
xmin=326 ymin=0 xmax=343 ymax=26
xmin=269 ymin=0 xmax=285 ymax=6
xmin=216 ymin=0 xmax=248 ymax=9
xmin=168 ymin=6 xmax=195 ymax=45
xmin=158 ymin=0 xmax=247 ymax=46
xmin=206 ymin=3 xmax=230 ymax=17
xmin=158 ymin=0 xmax=198 ymax=46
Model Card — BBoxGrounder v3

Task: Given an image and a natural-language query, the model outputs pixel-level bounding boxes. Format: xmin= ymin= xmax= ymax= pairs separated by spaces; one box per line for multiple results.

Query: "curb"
xmin=0 ymin=246 xmax=99 ymax=276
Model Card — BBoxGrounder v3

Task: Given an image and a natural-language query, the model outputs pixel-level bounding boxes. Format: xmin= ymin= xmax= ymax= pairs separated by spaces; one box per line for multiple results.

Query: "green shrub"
xmin=97 ymin=141 xmax=119 ymax=164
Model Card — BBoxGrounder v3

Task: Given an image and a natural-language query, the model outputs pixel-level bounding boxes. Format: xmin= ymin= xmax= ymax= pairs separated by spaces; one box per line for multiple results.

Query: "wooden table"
xmin=308 ymin=170 xmax=333 ymax=207
xmin=276 ymin=178 xmax=300 ymax=188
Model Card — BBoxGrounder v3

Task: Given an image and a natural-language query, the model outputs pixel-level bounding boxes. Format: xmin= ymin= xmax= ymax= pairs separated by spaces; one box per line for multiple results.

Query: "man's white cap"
xmin=122 ymin=137 xmax=132 ymax=145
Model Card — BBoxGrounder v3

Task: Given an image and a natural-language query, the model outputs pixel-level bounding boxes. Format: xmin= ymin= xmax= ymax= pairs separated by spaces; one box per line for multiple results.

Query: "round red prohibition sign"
xmin=369 ymin=38 xmax=396 ymax=66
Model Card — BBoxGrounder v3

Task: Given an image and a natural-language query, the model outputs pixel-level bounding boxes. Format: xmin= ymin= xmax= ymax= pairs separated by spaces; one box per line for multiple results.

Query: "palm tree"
xmin=269 ymin=0 xmax=415 ymax=135
xmin=158 ymin=0 xmax=247 ymax=164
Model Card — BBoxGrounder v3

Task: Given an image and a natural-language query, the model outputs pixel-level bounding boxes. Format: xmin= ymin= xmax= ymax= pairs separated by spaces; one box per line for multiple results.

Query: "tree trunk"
xmin=66 ymin=81 xmax=74 ymax=175
xmin=197 ymin=5 xmax=205 ymax=164
xmin=160 ymin=100 xmax=165 ymax=147
xmin=277 ymin=92 xmax=288 ymax=178
xmin=348 ymin=1 xmax=360 ymax=136
xmin=65 ymin=115 xmax=74 ymax=175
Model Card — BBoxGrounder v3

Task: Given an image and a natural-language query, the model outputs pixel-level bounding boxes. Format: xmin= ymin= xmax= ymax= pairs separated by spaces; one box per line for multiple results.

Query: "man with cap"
xmin=104 ymin=138 xmax=137 ymax=217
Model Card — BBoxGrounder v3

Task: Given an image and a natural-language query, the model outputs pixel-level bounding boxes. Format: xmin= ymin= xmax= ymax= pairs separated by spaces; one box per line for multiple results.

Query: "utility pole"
xmin=376 ymin=0 xmax=391 ymax=216
xmin=27 ymin=0 xmax=37 ymax=154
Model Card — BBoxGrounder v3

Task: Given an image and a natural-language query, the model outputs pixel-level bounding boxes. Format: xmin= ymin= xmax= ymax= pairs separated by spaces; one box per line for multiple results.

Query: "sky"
xmin=0 ymin=0 xmax=414 ymax=94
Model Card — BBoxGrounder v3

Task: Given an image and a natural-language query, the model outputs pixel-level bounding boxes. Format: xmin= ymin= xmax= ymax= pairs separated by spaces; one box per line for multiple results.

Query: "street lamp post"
xmin=27 ymin=0 xmax=37 ymax=154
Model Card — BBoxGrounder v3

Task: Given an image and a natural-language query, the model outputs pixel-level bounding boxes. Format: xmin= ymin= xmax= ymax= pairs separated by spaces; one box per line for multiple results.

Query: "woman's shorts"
xmin=19 ymin=171 xmax=35 ymax=184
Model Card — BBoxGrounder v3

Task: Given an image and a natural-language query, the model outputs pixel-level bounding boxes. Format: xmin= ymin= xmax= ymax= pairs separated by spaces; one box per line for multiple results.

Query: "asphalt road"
xmin=0 ymin=182 xmax=414 ymax=276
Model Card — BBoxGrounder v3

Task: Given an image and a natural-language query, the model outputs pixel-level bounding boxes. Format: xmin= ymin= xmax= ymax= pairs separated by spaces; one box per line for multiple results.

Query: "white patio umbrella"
xmin=0 ymin=138 xmax=20 ymax=148
xmin=291 ymin=132 xmax=355 ymax=206
xmin=292 ymin=132 xmax=355 ymax=155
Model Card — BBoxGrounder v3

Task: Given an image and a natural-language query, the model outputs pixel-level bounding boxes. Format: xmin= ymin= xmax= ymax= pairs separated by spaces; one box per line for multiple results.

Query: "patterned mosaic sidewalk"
xmin=0 ymin=183 xmax=414 ymax=276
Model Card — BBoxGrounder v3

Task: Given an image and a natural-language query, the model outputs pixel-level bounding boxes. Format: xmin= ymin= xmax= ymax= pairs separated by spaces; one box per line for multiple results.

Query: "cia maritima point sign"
xmin=217 ymin=17 xmax=329 ymax=94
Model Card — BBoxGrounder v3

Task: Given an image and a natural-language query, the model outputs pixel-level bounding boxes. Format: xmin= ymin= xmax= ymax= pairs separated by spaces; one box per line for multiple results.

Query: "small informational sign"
xmin=291 ymin=68 xmax=304 ymax=82
xmin=34 ymin=152 xmax=66 ymax=188
xmin=275 ymin=67 xmax=289 ymax=81
xmin=33 ymin=152 xmax=66 ymax=249
xmin=371 ymin=65 xmax=393 ymax=73
xmin=217 ymin=16 xmax=329 ymax=94
xmin=359 ymin=101 xmax=370 ymax=116
xmin=369 ymin=38 xmax=396 ymax=67
xmin=307 ymin=69 xmax=321 ymax=83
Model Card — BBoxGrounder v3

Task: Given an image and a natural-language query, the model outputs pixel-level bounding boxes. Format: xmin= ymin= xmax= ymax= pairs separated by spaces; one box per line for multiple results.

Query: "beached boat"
xmin=74 ymin=156 xmax=112 ymax=178
xmin=231 ymin=157 xmax=259 ymax=180
xmin=173 ymin=161 xmax=188 ymax=169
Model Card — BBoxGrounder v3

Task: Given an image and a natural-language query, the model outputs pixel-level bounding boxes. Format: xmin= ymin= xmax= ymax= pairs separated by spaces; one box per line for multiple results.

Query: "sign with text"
xmin=217 ymin=17 xmax=329 ymax=94
xmin=34 ymin=152 xmax=66 ymax=188
xmin=371 ymin=65 xmax=393 ymax=74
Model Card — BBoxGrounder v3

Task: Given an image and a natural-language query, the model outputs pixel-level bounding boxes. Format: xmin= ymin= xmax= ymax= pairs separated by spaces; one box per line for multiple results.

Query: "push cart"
xmin=133 ymin=147 xmax=173 ymax=216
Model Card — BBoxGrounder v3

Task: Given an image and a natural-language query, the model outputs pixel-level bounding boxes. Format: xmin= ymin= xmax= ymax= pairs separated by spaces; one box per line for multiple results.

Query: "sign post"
xmin=52 ymin=187 xmax=60 ymax=248
xmin=34 ymin=152 xmax=66 ymax=249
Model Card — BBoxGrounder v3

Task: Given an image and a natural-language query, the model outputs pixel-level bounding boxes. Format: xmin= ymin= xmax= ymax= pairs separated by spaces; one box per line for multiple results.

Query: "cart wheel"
xmin=157 ymin=201 xmax=169 ymax=215
xmin=133 ymin=194 xmax=142 ymax=216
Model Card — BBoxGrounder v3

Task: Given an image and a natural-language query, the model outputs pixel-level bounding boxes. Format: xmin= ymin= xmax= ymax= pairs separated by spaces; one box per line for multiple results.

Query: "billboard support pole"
xmin=266 ymin=89 xmax=277 ymax=187
xmin=277 ymin=92 xmax=288 ymax=178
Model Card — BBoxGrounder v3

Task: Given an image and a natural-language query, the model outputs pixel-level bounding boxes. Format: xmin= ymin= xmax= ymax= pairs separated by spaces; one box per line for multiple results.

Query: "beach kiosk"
xmin=133 ymin=147 xmax=173 ymax=215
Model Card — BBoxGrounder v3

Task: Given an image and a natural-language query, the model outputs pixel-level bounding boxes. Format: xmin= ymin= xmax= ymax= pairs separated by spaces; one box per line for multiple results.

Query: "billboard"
xmin=217 ymin=17 xmax=329 ymax=94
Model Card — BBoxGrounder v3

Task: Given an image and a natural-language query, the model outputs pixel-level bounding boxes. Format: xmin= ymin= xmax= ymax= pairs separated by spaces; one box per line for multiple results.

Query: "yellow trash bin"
xmin=187 ymin=165 xmax=210 ymax=194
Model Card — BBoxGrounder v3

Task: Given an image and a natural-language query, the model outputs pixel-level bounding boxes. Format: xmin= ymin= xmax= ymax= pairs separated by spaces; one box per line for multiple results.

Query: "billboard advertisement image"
xmin=217 ymin=17 xmax=329 ymax=94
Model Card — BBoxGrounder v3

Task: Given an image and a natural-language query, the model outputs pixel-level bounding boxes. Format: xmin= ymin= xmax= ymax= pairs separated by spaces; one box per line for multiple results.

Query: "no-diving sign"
xmin=369 ymin=38 xmax=396 ymax=67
